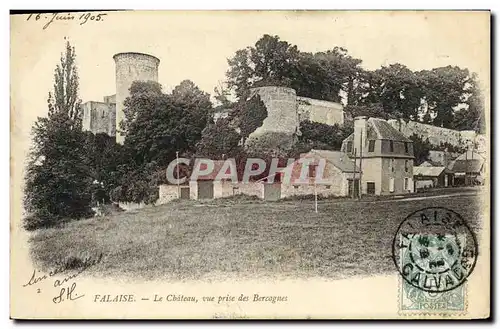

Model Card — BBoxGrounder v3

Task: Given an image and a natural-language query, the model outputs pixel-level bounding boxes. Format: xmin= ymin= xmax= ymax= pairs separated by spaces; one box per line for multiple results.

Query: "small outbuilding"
xmin=413 ymin=166 xmax=453 ymax=189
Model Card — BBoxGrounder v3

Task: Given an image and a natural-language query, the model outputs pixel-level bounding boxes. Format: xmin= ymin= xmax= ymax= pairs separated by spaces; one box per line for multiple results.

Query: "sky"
xmin=10 ymin=11 xmax=490 ymax=158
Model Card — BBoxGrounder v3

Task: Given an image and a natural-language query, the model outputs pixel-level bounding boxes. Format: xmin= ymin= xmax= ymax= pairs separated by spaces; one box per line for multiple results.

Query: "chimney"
xmin=354 ymin=116 xmax=368 ymax=157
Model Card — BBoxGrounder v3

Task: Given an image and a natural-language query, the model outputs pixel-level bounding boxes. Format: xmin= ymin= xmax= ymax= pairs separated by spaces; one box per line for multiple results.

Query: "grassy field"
xmin=29 ymin=191 xmax=484 ymax=281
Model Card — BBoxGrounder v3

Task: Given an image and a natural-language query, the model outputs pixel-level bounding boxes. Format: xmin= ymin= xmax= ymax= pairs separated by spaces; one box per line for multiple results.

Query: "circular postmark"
xmin=392 ymin=207 xmax=478 ymax=293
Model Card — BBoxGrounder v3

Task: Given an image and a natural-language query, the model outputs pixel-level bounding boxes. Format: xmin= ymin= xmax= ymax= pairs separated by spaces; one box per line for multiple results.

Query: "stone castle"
xmin=82 ymin=52 xmax=160 ymax=144
xmin=83 ymin=52 xmax=485 ymax=152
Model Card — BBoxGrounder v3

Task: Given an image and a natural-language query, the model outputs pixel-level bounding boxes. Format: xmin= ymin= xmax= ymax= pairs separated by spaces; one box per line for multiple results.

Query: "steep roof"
xmin=342 ymin=118 xmax=412 ymax=143
xmin=369 ymin=118 xmax=412 ymax=142
xmin=414 ymin=166 xmax=446 ymax=177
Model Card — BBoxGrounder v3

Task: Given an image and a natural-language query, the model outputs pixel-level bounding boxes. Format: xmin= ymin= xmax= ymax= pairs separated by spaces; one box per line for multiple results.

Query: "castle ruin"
xmin=82 ymin=52 xmax=484 ymax=154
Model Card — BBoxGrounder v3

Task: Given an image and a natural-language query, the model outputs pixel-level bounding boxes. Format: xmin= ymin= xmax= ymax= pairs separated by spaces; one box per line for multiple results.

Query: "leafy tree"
xmin=418 ymin=66 xmax=470 ymax=128
xmin=226 ymin=35 xmax=363 ymax=103
xmin=409 ymin=133 xmax=432 ymax=165
xmin=24 ymin=42 xmax=93 ymax=230
xmin=213 ymin=81 xmax=233 ymax=108
xmin=121 ymin=80 xmax=211 ymax=167
xmin=293 ymin=48 xmax=363 ymax=103
xmin=298 ymin=120 xmax=353 ymax=151
xmin=452 ymin=73 xmax=486 ymax=133
xmin=195 ymin=118 xmax=242 ymax=159
xmin=83 ymin=132 xmax=123 ymax=204
xmin=196 ymin=94 xmax=267 ymax=159
xmin=233 ymin=94 xmax=268 ymax=142
xmin=116 ymin=80 xmax=211 ymax=204
xmin=344 ymin=103 xmax=388 ymax=122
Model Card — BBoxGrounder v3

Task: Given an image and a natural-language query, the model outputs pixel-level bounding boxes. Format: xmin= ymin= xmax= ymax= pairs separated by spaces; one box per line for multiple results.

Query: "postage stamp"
xmin=393 ymin=207 xmax=477 ymax=314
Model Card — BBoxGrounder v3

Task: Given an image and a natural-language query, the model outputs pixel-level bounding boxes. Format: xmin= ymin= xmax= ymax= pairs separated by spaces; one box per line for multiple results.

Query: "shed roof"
xmin=307 ymin=149 xmax=359 ymax=172
xmin=413 ymin=166 xmax=446 ymax=177
xmin=448 ymin=159 xmax=483 ymax=173
xmin=456 ymin=151 xmax=485 ymax=161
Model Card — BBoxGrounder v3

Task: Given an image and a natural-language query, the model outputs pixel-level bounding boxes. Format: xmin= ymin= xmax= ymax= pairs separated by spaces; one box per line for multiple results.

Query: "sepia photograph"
xmin=9 ymin=10 xmax=490 ymax=319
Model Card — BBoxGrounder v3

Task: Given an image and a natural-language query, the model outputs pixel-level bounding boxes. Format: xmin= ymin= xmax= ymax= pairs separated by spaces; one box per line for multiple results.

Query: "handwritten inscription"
xmin=22 ymin=253 xmax=103 ymax=288
xmin=52 ymin=282 xmax=84 ymax=304
xmin=26 ymin=12 xmax=108 ymax=30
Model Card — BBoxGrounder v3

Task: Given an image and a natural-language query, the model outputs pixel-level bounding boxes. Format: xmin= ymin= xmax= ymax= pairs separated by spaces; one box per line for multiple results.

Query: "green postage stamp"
xmin=393 ymin=208 xmax=477 ymax=315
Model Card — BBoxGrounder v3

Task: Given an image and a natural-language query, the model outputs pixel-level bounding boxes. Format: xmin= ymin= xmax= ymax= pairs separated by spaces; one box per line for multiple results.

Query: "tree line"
xmin=223 ymin=34 xmax=485 ymax=132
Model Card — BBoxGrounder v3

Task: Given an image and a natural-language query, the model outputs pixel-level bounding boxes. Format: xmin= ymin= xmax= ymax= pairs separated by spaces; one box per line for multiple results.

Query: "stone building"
xmin=82 ymin=52 xmax=160 ymax=143
xmin=277 ymin=149 xmax=359 ymax=198
xmin=82 ymin=95 xmax=116 ymax=136
xmin=341 ymin=116 xmax=415 ymax=195
xmin=413 ymin=166 xmax=453 ymax=189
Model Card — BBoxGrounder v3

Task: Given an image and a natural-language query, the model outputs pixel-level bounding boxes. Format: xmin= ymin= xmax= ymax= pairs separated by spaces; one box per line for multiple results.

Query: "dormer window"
xmin=368 ymin=140 xmax=375 ymax=152
xmin=389 ymin=140 xmax=394 ymax=152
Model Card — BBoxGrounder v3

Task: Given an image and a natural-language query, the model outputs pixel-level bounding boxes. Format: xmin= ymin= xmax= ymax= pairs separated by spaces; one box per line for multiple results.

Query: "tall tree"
xmin=116 ymin=80 xmax=212 ymax=204
xmin=226 ymin=34 xmax=300 ymax=99
xmin=452 ymin=72 xmax=486 ymax=133
xmin=24 ymin=41 xmax=93 ymax=230
xmin=418 ymin=66 xmax=470 ymax=128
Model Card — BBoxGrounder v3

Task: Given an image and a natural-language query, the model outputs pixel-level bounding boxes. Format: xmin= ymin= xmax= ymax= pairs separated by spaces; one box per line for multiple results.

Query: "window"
xmin=346 ymin=141 xmax=352 ymax=152
xmin=389 ymin=178 xmax=395 ymax=193
xmin=309 ymin=164 xmax=317 ymax=178
xmin=405 ymin=160 xmax=409 ymax=173
xmin=368 ymin=140 xmax=375 ymax=152
xmin=389 ymin=140 xmax=394 ymax=152
xmin=404 ymin=142 xmax=409 ymax=154
xmin=367 ymin=182 xmax=376 ymax=195
xmin=404 ymin=178 xmax=409 ymax=191
xmin=391 ymin=159 xmax=395 ymax=172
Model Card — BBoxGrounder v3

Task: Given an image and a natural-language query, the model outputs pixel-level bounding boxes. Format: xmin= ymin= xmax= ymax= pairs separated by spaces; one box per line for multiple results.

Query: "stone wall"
xmin=387 ymin=119 xmax=478 ymax=149
xmin=118 ymin=201 xmax=148 ymax=211
xmin=297 ymin=96 xmax=344 ymax=126
xmin=248 ymin=86 xmax=299 ymax=136
xmin=158 ymin=184 xmax=180 ymax=204
xmin=82 ymin=101 xmax=116 ymax=136
xmin=103 ymin=94 xmax=116 ymax=104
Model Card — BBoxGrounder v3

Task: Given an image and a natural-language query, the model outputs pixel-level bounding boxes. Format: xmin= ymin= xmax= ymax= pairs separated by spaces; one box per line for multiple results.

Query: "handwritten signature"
xmin=26 ymin=12 xmax=108 ymax=30
xmin=52 ymin=282 xmax=84 ymax=304
xmin=23 ymin=253 xmax=103 ymax=288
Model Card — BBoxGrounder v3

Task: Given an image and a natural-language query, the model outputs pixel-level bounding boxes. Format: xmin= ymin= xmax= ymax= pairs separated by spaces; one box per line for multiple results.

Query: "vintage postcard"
xmin=10 ymin=10 xmax=490 ymax=319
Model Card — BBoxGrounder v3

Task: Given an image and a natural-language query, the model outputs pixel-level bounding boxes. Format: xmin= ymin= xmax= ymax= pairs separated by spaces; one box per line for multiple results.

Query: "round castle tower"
xmin=114 ymin=52 xmax=160 ymax=144
xmin=247 ymin=86 xmax=299 ymax=136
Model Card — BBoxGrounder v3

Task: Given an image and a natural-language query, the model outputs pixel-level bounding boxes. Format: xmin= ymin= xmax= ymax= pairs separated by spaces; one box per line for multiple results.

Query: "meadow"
xmin=29 ymin=190 xmax=484 ymax=281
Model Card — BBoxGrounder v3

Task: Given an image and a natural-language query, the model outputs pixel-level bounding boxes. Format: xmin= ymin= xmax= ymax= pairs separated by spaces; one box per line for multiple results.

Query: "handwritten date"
xmin=26 ymin=12 xmax=107 ymax=30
